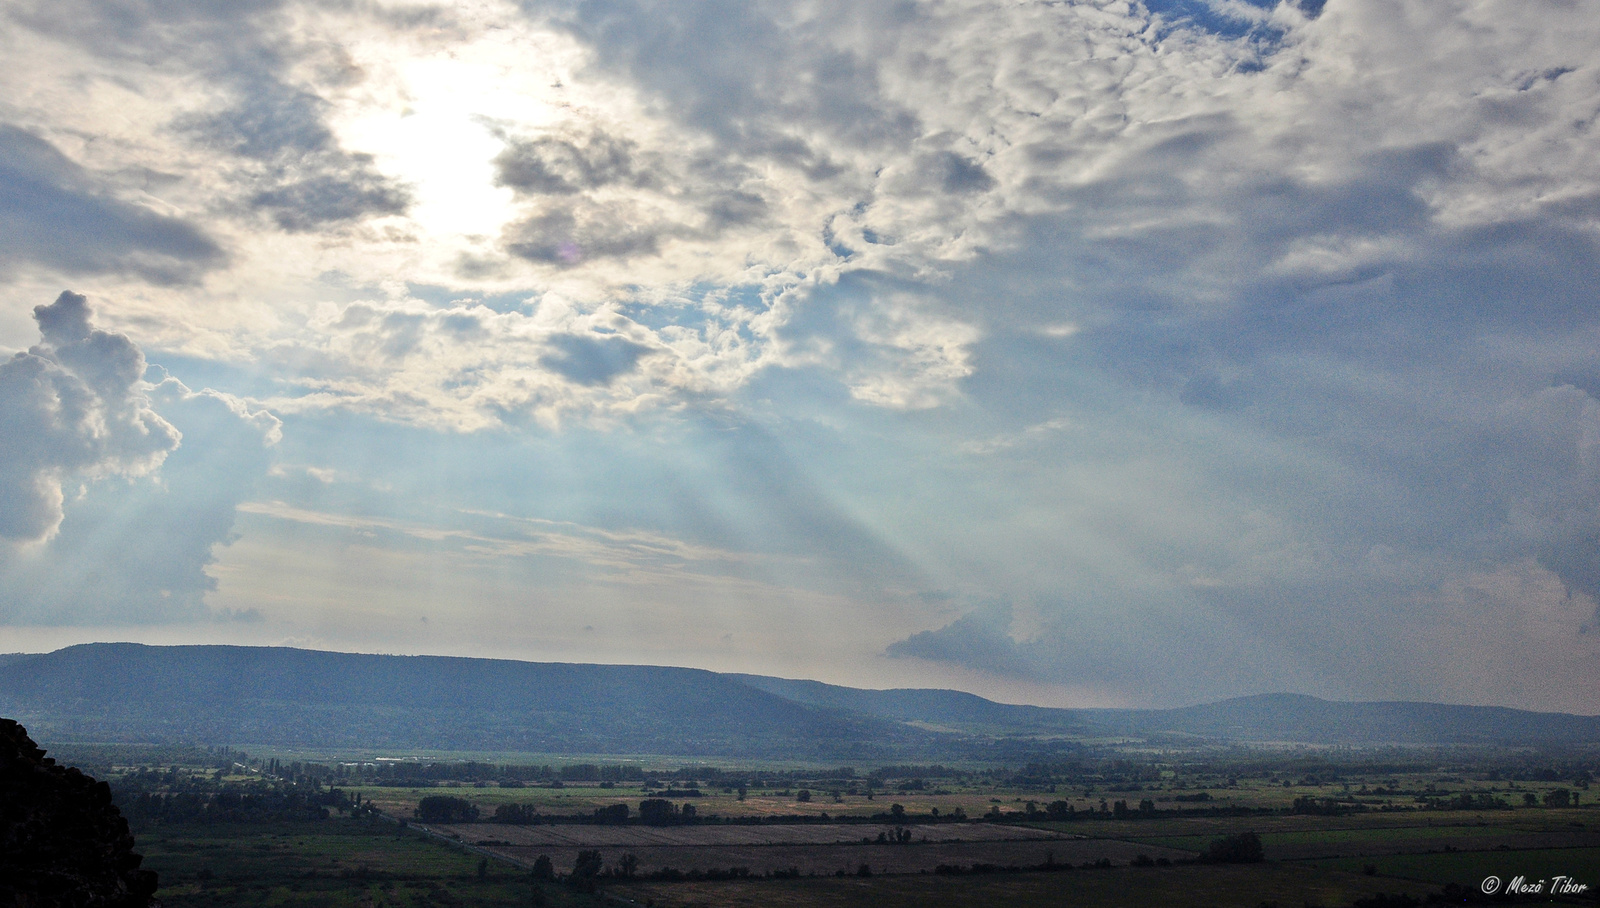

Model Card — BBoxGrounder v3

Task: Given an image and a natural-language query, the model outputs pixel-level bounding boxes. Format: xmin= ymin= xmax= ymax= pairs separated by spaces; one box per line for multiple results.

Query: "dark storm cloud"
xmin=0 ymin=126 xmax=222 ymax=282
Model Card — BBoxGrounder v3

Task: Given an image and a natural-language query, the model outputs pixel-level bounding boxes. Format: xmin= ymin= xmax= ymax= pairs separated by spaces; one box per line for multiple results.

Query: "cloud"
xmin=539 ymin=333 xmax=652 ymax=386
xmin=552 ymin=0 xmax=922 ymax=156
xmin=770 ymin=275 xmax=981 ymax=409
xmin=245 ymin=160 xmax=410 ymax=232
xmin=922 ymin=151 xmax=995 ymax=196
xmin=878 ymin=361 xmax=1600 ymax=707
xmin=0 ymin=291 xmax=180 ymax=542
xmin=182 ymin=77 xmax=412 ymax=231
xmin=490 ymin=120 xmax=770 ymax=268
xmin=494 ymin=130 xmax=639 ymax=195
xmin=959 ymin=418 xmax=1073 ymax=456
xmin=249 ymin=290 xmax=776 ymax=430
xmin=3 ymin=0 xmax=1600 ymax=709
xmin=885 ymin=601 xmax=1037 ymax=678
xmin=503 ymin=205 xmax=665 ymax=265
xmin=10 ymin=0 xmax=411 ymax=238
xmin=0 ymin=292 xmax=280 ymax=624
xmin=0 ymin=126 xmax=222 ymax=282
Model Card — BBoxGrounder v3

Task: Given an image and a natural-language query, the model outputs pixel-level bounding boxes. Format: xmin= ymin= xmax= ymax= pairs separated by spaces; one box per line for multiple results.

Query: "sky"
xmin=1 ymin=0 xmax=1597 ymax=713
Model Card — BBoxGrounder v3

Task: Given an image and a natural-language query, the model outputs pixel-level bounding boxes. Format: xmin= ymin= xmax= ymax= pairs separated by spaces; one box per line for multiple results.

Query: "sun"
xmin=330 ymin=28 xmax=573 ymax=242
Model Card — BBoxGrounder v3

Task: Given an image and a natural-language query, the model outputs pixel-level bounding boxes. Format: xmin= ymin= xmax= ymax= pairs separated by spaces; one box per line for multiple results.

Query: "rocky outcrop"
xmin=0 ymin=718 xmax=158 ymax=907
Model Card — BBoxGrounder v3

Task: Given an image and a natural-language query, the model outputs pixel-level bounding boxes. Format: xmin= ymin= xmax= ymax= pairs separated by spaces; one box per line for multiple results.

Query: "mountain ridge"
xmin=1 ymin=644 xmax=1596 ymax=754
xmin=0 ymin=643 xmax=937 ymax=759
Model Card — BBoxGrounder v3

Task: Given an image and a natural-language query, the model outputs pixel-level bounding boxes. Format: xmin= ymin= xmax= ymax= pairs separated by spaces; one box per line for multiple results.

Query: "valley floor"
xmin=133 ymin=809 xmax=1600 ymax=908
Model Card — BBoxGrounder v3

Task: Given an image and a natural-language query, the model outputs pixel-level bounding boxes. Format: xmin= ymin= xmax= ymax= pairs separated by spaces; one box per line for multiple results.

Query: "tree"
xmin=530 ymin=855 xmax=554 ymax=880
xmin=1200 ymin=831 xmax=1264 ymax=864
xmin=569 ymin=850 xmax=603 ymax=893
xmin=572 ymin=850 xmax=603 ymax=877
xmin=494 ymin=803 xmax=540 ymax=824
xmin=617 ymin=853 xmax=639 ymax=878
xmin=796 ymin=789 xmax=812 ymax=803
xmin=414 ymin=795 xmax=477 ymax=823
xmin=639 ymin=799 xmax=678 ymax=826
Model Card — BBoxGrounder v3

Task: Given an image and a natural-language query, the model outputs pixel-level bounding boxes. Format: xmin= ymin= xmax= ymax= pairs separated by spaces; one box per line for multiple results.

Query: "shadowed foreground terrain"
xmin=0 ymin=718 xmax=158 ymax=907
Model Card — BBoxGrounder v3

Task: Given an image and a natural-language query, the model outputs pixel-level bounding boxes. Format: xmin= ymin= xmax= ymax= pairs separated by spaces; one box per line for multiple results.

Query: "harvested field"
xmin=432 ymin=821 xmax=1074 ymax=848
xmin=1131 ymin=825 xmax=1600 ymax=861
xmin=1268 ymin=828 xmax=1600 ymax=861
xmin=425 ymin=823 xmax=1190 ymax=876
xmin=609 ymin=862 xmax=1423 ymax=908
xmin=1310 ymin=846 xmax=1600 ymax=887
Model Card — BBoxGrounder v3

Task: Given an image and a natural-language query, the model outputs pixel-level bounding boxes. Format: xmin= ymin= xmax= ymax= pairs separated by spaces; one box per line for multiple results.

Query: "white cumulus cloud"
xmin=0 ymin=291 xmax=180 ymax=542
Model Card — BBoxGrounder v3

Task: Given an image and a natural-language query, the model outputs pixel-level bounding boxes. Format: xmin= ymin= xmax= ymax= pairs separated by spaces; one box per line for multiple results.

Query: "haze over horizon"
xmin=2 ymin=0 xmax=1597 ymax=714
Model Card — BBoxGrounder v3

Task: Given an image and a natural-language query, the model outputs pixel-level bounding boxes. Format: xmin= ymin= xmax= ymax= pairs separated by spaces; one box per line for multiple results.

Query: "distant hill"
xmin=2 ymin=644 xmax=1596 ymax=756
xmin=730 ymin=674 xmax=1087 ymax=734
xmin=0 ymin=644 xmax=939 ymax=760
xmin=738 ymin=676 xmax=1600 ymax=746
xmin=734 ymin=676 xmax=1600 ymax=745
xmin=1079 ymin=693 xmax=1600 ymax=745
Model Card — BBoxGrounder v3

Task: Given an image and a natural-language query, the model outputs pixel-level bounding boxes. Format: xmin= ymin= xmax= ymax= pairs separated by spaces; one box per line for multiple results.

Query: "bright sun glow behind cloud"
xmin=334 ymin=34 xmax=567 ymax=241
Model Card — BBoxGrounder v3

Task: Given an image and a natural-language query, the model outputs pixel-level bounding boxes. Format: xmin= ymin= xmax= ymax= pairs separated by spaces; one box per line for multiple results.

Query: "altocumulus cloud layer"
xmin=0 ymin=0 xmax=1597 ymax=710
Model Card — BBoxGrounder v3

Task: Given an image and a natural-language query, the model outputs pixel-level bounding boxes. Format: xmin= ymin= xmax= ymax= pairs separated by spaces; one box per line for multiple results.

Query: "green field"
xmin=1127 ymin=823 xmax=1528 ymax=852
xmin=124 ymin=808 xmax=1600 ymax=907
xmin=135 ymin=821 xmax=590 ymax=907
xmin=89 ymin=742 xmax=1598 ymax=907
xmin=1310 ymin=847 xmax=1600 ymax=888
xmin=611 ymin=862 xmax=1434 ymax=908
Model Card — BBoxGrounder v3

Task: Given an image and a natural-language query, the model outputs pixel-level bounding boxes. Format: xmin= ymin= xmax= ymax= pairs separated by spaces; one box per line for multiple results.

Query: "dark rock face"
xmin=0 ymin=718 xmax=158 ymax=907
